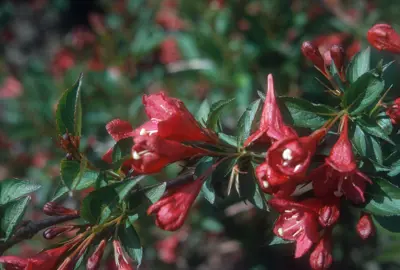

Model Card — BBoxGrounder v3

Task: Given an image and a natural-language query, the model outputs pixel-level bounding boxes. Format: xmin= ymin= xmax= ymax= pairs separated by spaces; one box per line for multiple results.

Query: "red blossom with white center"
xmin=147 ymin=176 xmax=204 ymax=231
xmin=256 ymin=128 xmax=326 ymax=190
xmin=244 ymin=74 xmax=297 ymax=147
xmin=367 ymin=24 xmax=400 ymax=53
xmin=311 ymin=115 xmax=372 ymax=204
xmin=270 ymin=198 xmax=321 ymax=258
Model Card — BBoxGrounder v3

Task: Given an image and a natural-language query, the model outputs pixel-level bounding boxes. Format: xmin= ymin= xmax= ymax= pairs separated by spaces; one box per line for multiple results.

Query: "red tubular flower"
xmin=270 ymin=198 xmax=321 ymax=258
xmin=43 ymin=202 xmax=79 ymax=217
xmin=43 ymin=225 xmax=75 ymax=240
xmin=330 ymin=45 xmax=346 ymax=81
xmin=386 ymin=98 xmax=400 ymax=124
xmin=311 ymin=115 xmax=372 ymax=204
xmin=356 ymin=214 xmax=375 ymax=240
xmin=147 ymin=176 xmax=204 ymax=231
xmin=301 ymin=41 xmax=327 ymax=76
xmin=244 ymin=74 xmax=297 ymax=147
xmin=367 ymin=24 xmax=400 ymax=53
xmin=87 ymin=240 xmax=107 ymax=270
xmin=113 ymin=240 xmax=134 ymax=270
xmin=0 ymin=242 xmax=74 ymax=269
xmin=103 ymin=92 xmax=217 ymax=174
xmin=256 ymin=128 xmax=326 ymax=190
xmin=309 ymin=229 xmax=333 ymax=270
xmin=346 ymin=40 xmax=361 ymax=60
xmin=156 ymin=234 xmax=181 ymax=264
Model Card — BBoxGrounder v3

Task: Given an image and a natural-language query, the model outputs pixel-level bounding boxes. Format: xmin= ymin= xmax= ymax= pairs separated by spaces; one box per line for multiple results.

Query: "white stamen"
xmin=334 ymin=190 xmax=343 ymax=197
xmin=282 ymin=149 xmax=293 ymax=161
xmin=278 ymin=228 xmax=284 ymax=236
xmin=148 ymin=130 xmax=158 ymax=136
xmin=292 ymin=227 xmax=303 ymax=237
xmin=139 ymin=128 xmax=146 ymax=136
xmin=132 ymin=151 xmax=141 ymax=160
xmin=284 ymin=209 xmax=296 ymax=213
xmin=293 ymin=164 xmax=302 ymax=173
xmin=262 ymin=181 xmax=269 ymax=188
xmin=282 ymin=161 xmax=289 ymax=167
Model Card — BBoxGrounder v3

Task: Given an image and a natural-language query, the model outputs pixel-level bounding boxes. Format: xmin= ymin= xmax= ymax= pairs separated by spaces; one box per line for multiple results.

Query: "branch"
xmin=0 ymin=214 xmax=80 ymax=255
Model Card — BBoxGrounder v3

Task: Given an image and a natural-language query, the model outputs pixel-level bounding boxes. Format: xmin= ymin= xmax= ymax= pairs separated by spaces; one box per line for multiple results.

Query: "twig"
xmin=0 ymin=214 xmax=80 ymax=255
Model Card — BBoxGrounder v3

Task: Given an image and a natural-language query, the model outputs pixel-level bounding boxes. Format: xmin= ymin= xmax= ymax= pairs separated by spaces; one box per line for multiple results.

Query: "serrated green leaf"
xmin=60 ymin=159 xmax=81 ymax=190
xmin=0 ymin=179 xmax=40 ymax=206
xmin=357 ymin=119 xmax=395 ymax=145
xmin=56 ymin=73 xmax=83 ymax=136
xmin=351 ymin=124 xmax=367 ymax=156
xmin=206 ymin=98 xmax=235 ymax=131
xmin=364 ymin=177 xmax=400 ymax=216
xmin=0 ymin=196 xmax=30 ymax=241
xmin=120 ymin=221 xmax=143 ymax=266
xmin=269 ymin=236 xmax=294 ymax=246
xmin=144 ymin=182 xmax=166 ymax=204
xmin=202 ymin=176 xmax=216 ymax=204
xmin=376 ymin=112 xmax=393 ymax=135
xmin=347 ymin=47 xmax=370 ymax=83
xmin=369 ymin=136 xmax=383 ymax=164
xmin=345 ymin=72 xmax=384 ymax=115
xmin=281 ymin=97 xmax=336 ymax=129
xmin=218 ymin=133 xmax=238 ymax=147
xmin=116 ymin=176 xmax=145 ymax=202
xmin=80 ymin=186 xmax=118 ymax=224
xmin=196 ymin=99 xmax=211 ymax=124
xmin=237 ymin=98 xmax=261 ymax=145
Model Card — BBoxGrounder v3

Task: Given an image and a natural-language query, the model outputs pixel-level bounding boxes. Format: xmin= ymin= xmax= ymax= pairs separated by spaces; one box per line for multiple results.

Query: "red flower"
xmin=356 ymin=214 xmax=375 ymax=240
xmin=0 ymin=76 xmax=23 ymax=99
xmin=113 ymin=240 xmax=134 ymax=270
xmin=87 ymin=240 xmax=107 ymax=270
xmin=147 ymin=176 xmax=204 ymax=231
xmin=160 ymin=37 xmax=181 ymax=64
xmin=386 ymin=97 xmax=400 ymax=124
xmin=318 ymin=198 xmax=340 ymax=228
xmin=256 ymin=128 xmax=326 ymax=190
xmin=0 ymin=242 xmax=74 ymax=269
xmin=43 ymin=202 xmax=79 ymax=217
xmin=244 ymin=74 xmax=297 ymax=147
xmin=156 ymin=11 xmax=185 ymax=30
xmin=270 ymin=198 xmax=321 ymax=258
xmin=103 ymin=92 xmax=217 ymax=174
xmin=309 ymin=230 xmax=333 ymax=270
xmin=51 ymin=48 xmax=75 ymax=77
xmin=301 ymin=41 xmax=327 ymax=76
xmin=367 ymin=24 xmax=400 ymax=53
xmin=311 ymin=115 xmax=372 ymax=204
xmin=156 ymin=234 xmax=181 ymax=264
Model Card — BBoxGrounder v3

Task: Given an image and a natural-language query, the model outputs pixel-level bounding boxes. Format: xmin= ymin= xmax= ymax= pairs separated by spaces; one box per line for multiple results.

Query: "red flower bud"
xmin=113 ymin=240 xmax=134 ymax=270
xmin=43 ymin=226 xmax=74 ymax=240
xmin=43 ymin=202 xmax=79 ymax=217
xmin=367 ymin=24 xmax=400 ymax=53
xmin=318 ymin=199 xmax=340 ymax=227
xmin=309 ymin=230 xmax=333 ymax=270
xmin=301 ymin=41 xmax=327 ymax=75
xmin=87 ymin=240 xmax=107 ymax=270
xmin=330 ymin=45 xmax=346 ymax=80
xmin=386 ymin=98 xmax=400 ymax=124
xmin=356 ymin=214 xmax=375 ymax=240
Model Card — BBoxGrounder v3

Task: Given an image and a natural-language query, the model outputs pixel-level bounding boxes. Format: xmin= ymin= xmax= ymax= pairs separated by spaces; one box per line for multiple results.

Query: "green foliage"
xmin=365 ymin=177 xmax=400 ymax=216
xmin=0 ymin=179 xmax=40 ymax=206
xmin=0 ymin=197 xmax=30 ymax=241
xmin=119 ymin=221 xmax=143 ymax=266
xmin=237 ymin=98 xmax=261 ymax=145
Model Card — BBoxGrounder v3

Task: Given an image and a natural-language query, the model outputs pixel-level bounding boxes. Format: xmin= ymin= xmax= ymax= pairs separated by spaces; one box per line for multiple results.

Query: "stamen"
xmin=293 ymin=164 xmax=302 ymax=172
xmin=139 ymin=128 xmax=146 ymax=136
xmin=139 ymin=128 xmax=158 ymax=136
xmin=292 ymin=227 xmax=303 ymax=237
xmin=282 ymin=161 xmax=289 ymax=167
xmin=334 ymin=175 xmax=345 ymax=197
xmin=132 ymin=151 xmax=141 ymax=160
xmin=282 ymin=149 xmax=293 ymax=161
xmin=262 ymin=181 xmax=269 ymax=188
xmin=278 ymin=228 xmax=284 ymax=236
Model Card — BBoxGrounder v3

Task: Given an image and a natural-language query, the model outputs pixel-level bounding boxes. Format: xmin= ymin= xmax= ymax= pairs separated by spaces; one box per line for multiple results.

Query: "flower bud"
xmin=43 ymin=226 xmax=74 ymax=240
xmin=330 ymin=45 xmax=346 ymax=81
xmin=309 ymin=231 xmax=333 ymax=270
xmin=367 ymin=24 xmax=400 ymax=53
xmin=113 ymin=240 xmax=134 ymax=270
xmin=318 ymin=202 xmax=340 ymax=227
xmin=356 ymin=214 xmax=375 ymax=240
xmin=301 ymin=41 xmax=326 ymax=75
xmin=87 ymin=240 xmax=107 ymax=270
xmin=43 ymin=202 xmax=79 ymax=217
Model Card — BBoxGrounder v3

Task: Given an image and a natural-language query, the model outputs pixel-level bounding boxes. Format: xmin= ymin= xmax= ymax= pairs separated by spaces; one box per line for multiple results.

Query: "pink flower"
xmin=270 ymin=198 xmax=321 ymax=258
xmin=356 ymin=214 xmax=375 ymax=240
xmin=311 ymin=115 xmax=372 ymax=204
xmin=160 ymin=38 xmax=181 ymax=64
xmin=367 ymin=24 xmax=400 ymax=53
xmin=244 ymin=74 xmax=297 ymax=147
xmin=147 ymin=176 xmax=204 ymax=231
xmin=0 ymin=76 xmax=23 ymax=99
xmin=156 ymin=234 xmax=181 ymax=263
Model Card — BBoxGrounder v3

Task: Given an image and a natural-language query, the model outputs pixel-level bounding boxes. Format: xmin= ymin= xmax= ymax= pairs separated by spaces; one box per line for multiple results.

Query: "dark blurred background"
xmin=1 ymin=0 xmax=400 ymax=269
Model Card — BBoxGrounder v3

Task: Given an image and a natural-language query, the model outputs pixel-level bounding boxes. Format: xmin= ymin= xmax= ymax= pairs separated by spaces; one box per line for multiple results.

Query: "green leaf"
xmin=112 ymin=138 xmax=134 ymax=168
xmin=281 ymin=97 xmax=336 ymax=129
xmin=182 ymin=141 xmax=225 ymax=153
xmin=116 ymin=176 xmax=145 ymax=202
xmin=80 ymin=186 xmax=118 ymax=224
xmin=0 ymin=196 xmax=30 ymax=241
xmin=0 ymin=179 xmax=40 ymax=206
xmin=60 ymin=159 xmax=81 ymax=190
xmin=345 ymin=72 xmax=385 ymax=115
xmin=357 ymin=119 xmax=395 ymax=145
xmin=130 ymin=27 xmax=164 ymax=56
xmin=201 ymin=217 xmax=223 ymax=233
xmin=176 ymin=33 xmax=200 ymax=59
xmin=374 ymin=215 xmax=400 ymax=233
xmin=120 ymin=220 xmax=143 ymax=266
xmin=196 ymin=99 xmax=211 ymax=124
xmin=206 ymin=98 xmax=235 ymax=131
xmin=197 ymin=157 xmax=216 ymax=204
xmin=52 ymin=170 xmax=100 ymax=201
xmin=237 ymin=98 xmax=261 ymax=145
xmin=269 ymin=236 xmax=294 ymax=246
xmin=56 ymin=73 xmax=83 ymax=136
xmin=389 ymin=159 xmax=400 ymax=177
xmin=347 ymin=47 xmax=370 ymax=83
xmin=364 ymin=177 xmax=400 ymax=216
xmin=218 ymin=133 xmax=238 ymax=147
xmin=368 ymin=136 xmax=383 ymax=164
xmin=376 ymin=112 xmax=393 ymax=135
xmin=351 ymin=124 xmax=367 ymax=156
xmin=144 ymin=182 xmax=166 ymax=204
